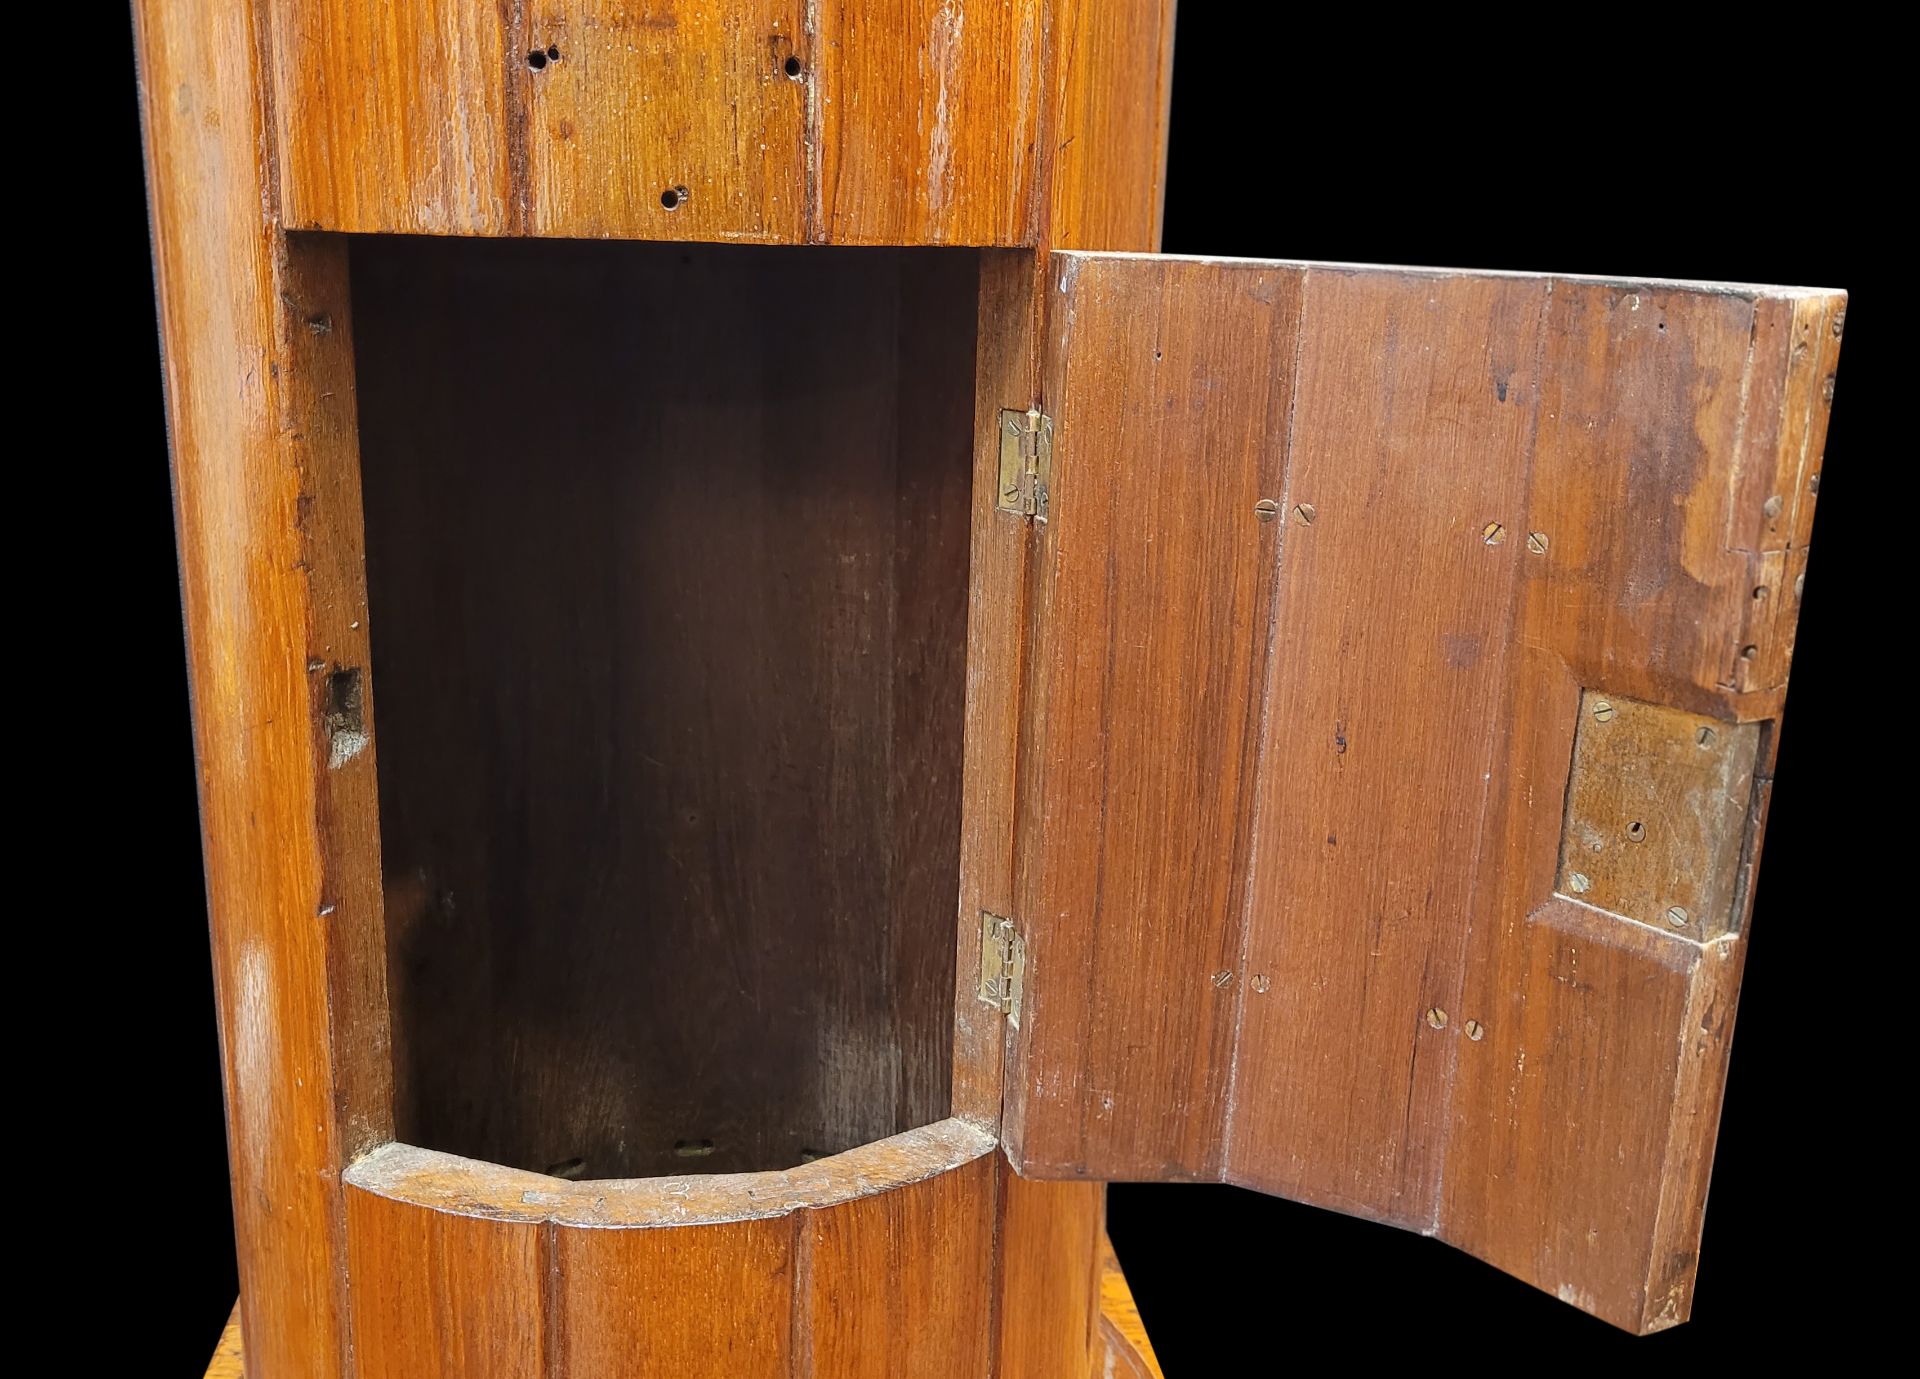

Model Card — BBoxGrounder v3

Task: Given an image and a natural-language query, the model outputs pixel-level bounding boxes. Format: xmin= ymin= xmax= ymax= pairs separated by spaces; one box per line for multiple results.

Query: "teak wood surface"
xmin=136 ymin=0 xmax=1841 ymax=1370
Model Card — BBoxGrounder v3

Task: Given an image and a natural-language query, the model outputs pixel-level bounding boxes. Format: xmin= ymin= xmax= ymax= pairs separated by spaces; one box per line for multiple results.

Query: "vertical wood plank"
xmin=1008 ymin=256 xmax=1302 ymax=1178
xmin=554 ymin=1217 xmax=796 ymax=1377
xmin=1043 ymin=0 xmax=1177 ymax=252
xmin=952 ymin=249 xmax=1043 ymax=1125
xmin=267 ymin=0 xmax=514 ymax=233
xmin=813 ymin=0 xmax=1042 ymax=245
xmin=1439 ymin=278 xmax=1844 ymax=1331
xmin=345 ymin=1185 xmax=548 ymax=1379
xmin=995 ymin=1165 xmax=1102 ymax=1379
xmin=1224 ymin=268 xmax=1546 ymax=1224
xmin=135 ymin=1 xmax=397 ymax=1373
xmin=799 ymin=1148 xmax=997 ymax=1377
xmin=523 ymin=1 xmax=808 ymax=241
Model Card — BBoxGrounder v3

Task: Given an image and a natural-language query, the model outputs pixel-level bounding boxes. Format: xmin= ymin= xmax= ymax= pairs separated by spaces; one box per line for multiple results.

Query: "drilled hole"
xmin=1752 ymin=585 xmax=1769 ymax=601
xmin=660 ymin=185 xmax=689 ymax=211
xmin=783 ymin=54 xmax=803 ymax=78
xmin=548 ymin=44 xmax=562 ymax=61
xmin=526 ymin=49 xmax=548 ymax=70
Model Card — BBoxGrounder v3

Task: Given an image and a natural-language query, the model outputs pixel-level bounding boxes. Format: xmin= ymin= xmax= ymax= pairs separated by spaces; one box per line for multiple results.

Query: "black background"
xmin=87 ymin=9 xmax=1890 ymax=1373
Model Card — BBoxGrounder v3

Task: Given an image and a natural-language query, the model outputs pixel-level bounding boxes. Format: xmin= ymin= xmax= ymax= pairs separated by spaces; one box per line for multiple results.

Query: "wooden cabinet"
xmin=136 ymin=1 xmax=1842 ymax=1373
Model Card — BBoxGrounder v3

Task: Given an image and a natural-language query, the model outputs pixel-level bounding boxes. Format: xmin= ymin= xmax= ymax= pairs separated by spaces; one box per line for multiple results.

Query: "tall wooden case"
xmin=137 ymin=2 xmax=1843 ymax=1373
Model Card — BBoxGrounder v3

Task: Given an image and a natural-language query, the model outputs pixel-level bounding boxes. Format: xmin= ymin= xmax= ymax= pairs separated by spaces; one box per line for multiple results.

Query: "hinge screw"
xmin=1293 ymin=502 xmax=1317 ymax=526
xmin=1696 ymin=726 xmax=1717 ymax=749
xmin=1762 ymin=494 xmax=1784 ymax=521
xmin=1425 ymin=1007 xmax=1448 ymax=1029
xmin=1665 ymin=905 xmax=1690 ymax=928
xmin=1568 ymin=872 xmax=1591 ymax=894
xmin=1526 ymin=531 xmax=1549 ymax=554
xmin=1592 ymin=700 xmax=1615 ymax=723
xmin=1211 ymin=970 xmax=1234 ymax=989
xmin=1254 ymin=498 xmax=1280 ymax=523
xmin=1481 ymin=521 xmax=1507 ymax=545
xmin=1464 ymin=1019 xmax=1485 ymax=1041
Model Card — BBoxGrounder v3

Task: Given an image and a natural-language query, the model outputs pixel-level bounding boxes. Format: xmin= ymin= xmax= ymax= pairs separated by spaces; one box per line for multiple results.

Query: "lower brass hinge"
xmin=996 ymin=407 xmax=1053 ymax=522
xmin=977 ymin=911 xmax=1025 ymax=1026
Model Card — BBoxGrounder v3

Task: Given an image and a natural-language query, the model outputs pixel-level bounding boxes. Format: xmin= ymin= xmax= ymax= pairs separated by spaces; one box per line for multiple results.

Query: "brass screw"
xmin=1822 ymin=375 xmax=1836 ymax=404
xmin=1212 ymin=970 xmax=1234 ymax=989
xmin=1763 ymin=494 xmax=1784 ymax=521
xmin=1255 ymin=498 xmax=1280 ymax=523
xmin=1833 ymin=309 xmax=1846 ymax=338
xmin=1627 ymin=820 xmax=1646 ymax=842
xmin=1426 ymin=1007 xmax=1448 ymax=1030
xmin=1809 ymin=472 xmax=1821 ymax=495
xmin=1294 ymin=502 xmax=1317 ymax=525
xmin=1592 ymin=700 xmax=1615 ymax=723
xmin=1464 ymin=1019 xmax=1485 ymax=1041
xmin=1526 ymin=531 xmax=1549 ymax=554
xmin=1568 ymin=872 xmax=1591 ymax=894
xmin=1482 ymin=521 xmax=1507 ymax=545
xmin=1696 ymin=726 xmax=1717 ymax=749
xmin=1794 ymin=572 xmax=1806 ymax=599
xmin=1665 ymin=906 xmax=1690 ymax=928
xmin=1252 ymin=974 xmax=1271 ymax=993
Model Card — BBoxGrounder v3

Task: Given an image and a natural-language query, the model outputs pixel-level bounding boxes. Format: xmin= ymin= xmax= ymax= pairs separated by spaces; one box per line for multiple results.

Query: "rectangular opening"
xmin=349 ymin=236 xmax=980 ymax=1179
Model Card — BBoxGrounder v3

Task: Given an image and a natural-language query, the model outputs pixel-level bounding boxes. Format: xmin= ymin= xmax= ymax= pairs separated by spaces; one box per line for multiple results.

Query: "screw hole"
xmin=548 ymin=44 xmax=561 ymax=61
xmin=783 ymin=54 xmax=803 ymax=78
xmin=660 ymin=185 xmax=689 ymax=210
xmin=527 ymin=49 xmax=548 ymax=70
xmin=1752 ymin=585 xmax=1768 ymax=601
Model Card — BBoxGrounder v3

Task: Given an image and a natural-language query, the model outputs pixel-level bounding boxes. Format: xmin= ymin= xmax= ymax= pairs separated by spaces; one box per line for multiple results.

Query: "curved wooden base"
xmin=204 ymin=1231 xmax=1162 ymax=1378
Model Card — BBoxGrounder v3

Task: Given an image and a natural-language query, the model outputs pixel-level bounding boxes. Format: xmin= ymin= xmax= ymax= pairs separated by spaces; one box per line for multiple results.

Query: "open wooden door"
xmin=1002 ymin=251 xmax=1841 ymax=1333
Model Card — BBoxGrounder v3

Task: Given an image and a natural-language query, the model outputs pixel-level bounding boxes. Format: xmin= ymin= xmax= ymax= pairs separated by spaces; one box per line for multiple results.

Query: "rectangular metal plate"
xmin=1556 ymin=692 xmax=1762 ymax=938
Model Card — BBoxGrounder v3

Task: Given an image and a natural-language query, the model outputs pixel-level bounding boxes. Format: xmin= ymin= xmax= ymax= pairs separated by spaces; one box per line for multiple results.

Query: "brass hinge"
xmin=976 ymin=911 xmax=1025 ymax=1026
xmin=996 ymin=407 xmax=1053 ymax=522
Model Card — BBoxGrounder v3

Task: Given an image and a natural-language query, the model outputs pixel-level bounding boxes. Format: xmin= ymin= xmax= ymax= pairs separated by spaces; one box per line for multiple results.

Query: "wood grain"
xmin=345 ymin=1184 xmax=548 ymax=1379
xmin=269 ymin=0 xmax=515 ymax=233
xmin=265 ymin=0 xmax=1083 ymax=245
xmin=811 ymin=0 xmax=1041 ymax=245
xmin=1013 ymin=252 xmax=1843 ymax=1330
xmin=207 ymin=1201 xmax=1146 ymax=1377
xmin=134 ymin=2 xmax=396 ymax=1375
xmin=995 ymin=1166 xmax=1103 ymax=1379
xmin=353 ymin=236 xmax=976 ymax=1180
xmin=523 ymin=1 xmax=809 ymax=241
xmin=1041 ymin=0 xmax=1177 ymax=252
xmin=1008 ymin=254 xmax=1302 ymax=1179
xmin=339 ymin=1122 xmax=1096 ymax=1376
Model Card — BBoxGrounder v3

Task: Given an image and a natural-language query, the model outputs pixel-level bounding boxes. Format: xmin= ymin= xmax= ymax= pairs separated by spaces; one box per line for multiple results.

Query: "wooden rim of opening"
xmin=343 ymin=1115 xmax=998 ymax=1229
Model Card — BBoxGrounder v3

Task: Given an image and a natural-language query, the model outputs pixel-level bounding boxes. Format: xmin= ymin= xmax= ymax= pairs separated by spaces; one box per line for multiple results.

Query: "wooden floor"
xmin=204 ymin=1233 xmax=1162 ymax=1377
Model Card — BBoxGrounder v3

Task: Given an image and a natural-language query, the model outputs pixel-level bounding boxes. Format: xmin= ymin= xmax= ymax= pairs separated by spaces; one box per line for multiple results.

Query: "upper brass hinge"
xmin=977 ymin=911 xmax=1025 ymax=1026
xmin=996 ymin=407 xmax=1053 ymax=522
